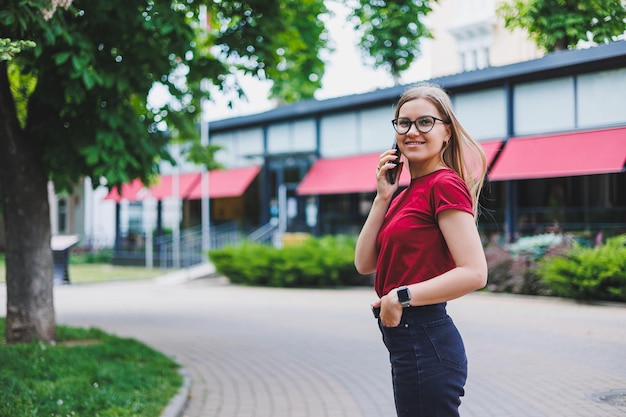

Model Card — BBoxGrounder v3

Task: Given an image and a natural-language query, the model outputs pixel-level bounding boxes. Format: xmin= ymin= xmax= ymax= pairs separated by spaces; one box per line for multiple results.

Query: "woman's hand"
xmin=372 ymin=292 xmax=403 ymax=327
xmin=376 ymin=149 xmax=402 ymax=201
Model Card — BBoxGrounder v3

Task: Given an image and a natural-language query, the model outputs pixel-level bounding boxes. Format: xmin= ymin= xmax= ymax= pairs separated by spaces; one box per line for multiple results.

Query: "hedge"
xmin=208 ymin=234 xmax=366 ymax=287
xmin=538 ymin=234 xmax=626 ymax=302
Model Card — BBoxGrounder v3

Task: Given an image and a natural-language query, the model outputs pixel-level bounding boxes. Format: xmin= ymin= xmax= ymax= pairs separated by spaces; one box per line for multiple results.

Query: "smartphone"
xmin=385 ymin=142 xmax=400 ymax=184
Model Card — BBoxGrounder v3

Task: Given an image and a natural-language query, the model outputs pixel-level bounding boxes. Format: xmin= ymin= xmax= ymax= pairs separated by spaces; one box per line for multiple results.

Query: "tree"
xmin=0 ymin=39 xmax=36 ymax=61
xmin=497 ymin=0 xmax=626 ymax=51
xmin=0 ymin=0 xmax=330 ymax=344
xmin=203 ymin=0 xmax=329 ymax=105
xmin=351 ymin=0 xmax=437 ymax=84
xmin=0 ymin=0 xmax=437 ymax=344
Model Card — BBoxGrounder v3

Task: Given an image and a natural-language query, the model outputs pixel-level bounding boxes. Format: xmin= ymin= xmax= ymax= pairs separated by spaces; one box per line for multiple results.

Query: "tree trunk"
xmin=0 ymin=63 xmax=56 ymax=344
xmin=553 ymin=38 xmax=568 ymax=51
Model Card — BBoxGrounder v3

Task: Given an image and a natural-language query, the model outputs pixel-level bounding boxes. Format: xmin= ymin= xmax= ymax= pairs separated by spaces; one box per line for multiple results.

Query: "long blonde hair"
xmin=394 ymin=82 xmax=487 ymax=217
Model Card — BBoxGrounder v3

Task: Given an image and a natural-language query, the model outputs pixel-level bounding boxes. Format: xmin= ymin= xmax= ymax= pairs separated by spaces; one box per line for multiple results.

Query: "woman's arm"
xmin=377 ymin=209 xmax=487 ymax=326
xmin=354 ymin=195 xmax=392 ymax=274
xmin=413 ymin=209 xmax=488 ymax=302
xmin=354 ymin=150 xmax=401 ymax=274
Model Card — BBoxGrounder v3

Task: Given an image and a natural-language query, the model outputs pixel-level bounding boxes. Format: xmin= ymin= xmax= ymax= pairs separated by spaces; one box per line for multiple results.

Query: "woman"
xmin=355 ymin=82 xmax=488 ymax=417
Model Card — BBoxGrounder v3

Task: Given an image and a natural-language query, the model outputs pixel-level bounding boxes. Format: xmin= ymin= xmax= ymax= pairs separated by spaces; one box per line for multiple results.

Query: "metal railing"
xmin=248 ymin=221 xmax=279 ymax=244
xmin=157 ymin=223 xmax=236 ymax=269
xmin=156 ymin=221 xmax=279 ymax=269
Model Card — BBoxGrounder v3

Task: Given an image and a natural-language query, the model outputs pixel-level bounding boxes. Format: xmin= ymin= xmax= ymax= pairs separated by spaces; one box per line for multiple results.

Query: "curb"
xmin=155 ymin=262 xmax=217 ymax=285
xmin=160 ymin=368 xmax=192 ymax=417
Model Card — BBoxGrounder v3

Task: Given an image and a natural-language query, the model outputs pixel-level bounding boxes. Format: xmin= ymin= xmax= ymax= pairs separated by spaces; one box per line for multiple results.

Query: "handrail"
xmin=248 ymin=222 xmax=278 ymax=244
xmin=113 ymin=221 xmax=279 ymax=269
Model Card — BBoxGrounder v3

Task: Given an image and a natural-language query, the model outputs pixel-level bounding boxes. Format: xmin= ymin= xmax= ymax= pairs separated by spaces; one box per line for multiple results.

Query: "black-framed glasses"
xmin=391 ymin=116 xmax=449 ymax=134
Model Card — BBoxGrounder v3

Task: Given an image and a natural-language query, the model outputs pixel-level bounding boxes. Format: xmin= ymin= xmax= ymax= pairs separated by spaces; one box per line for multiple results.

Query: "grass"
xmin=64 ymin=263 xmax=165 ymax=284
xmin=0 ymin=318 xmax=182 ymax=417
xmin=0 ymin=253 xmax=183 ymax=415
xmin=0 ymin=255 xmax=167 ymax=284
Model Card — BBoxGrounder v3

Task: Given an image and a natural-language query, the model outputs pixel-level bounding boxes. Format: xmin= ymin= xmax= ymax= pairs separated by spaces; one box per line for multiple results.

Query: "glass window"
xmin=292 ymin=119 xmax=317 ymax=152
xmin=267 ymin=123 xmax=290 ymax=154
xmin=213 ymin=129 xmax=263 ymax=166
xmin=320 ymin=112 xmax=359 ymax=157
xmin=360 ymin=106 xmax=394 ymax=153
xmin=453 ymin=88 xmax=506 ymax=140
xmin=236 ymin=128 xmax=264 ymax=159
xmin=514 ymin=77 xmax=575 ymax=136
xmin=577 ymin=68 xmax=626 ymax=128
xmin=212 ymin=132 xmax=235 ymax=166
xmin=128 ymin=202 xmax=143 ymax=233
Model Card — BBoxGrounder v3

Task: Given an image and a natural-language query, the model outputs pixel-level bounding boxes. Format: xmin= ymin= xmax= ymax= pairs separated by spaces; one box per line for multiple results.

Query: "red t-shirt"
xmin=374 ymin=169 xmax=474 ymax=297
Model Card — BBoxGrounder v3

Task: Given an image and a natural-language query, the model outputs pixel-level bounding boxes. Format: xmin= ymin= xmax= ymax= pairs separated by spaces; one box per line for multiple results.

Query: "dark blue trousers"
xmin=378 ymin=303 xmax=467 ymax=417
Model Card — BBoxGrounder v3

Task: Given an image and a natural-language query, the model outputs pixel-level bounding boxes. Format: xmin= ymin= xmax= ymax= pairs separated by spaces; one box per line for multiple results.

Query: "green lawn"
xmin=0 ymin=318 xmax=182 ymax=417
xmin=64 ymin=263 xmax=165 ymax=283
xmin=0 ymin=257 xmax=183 ymax=416
xmin=0 ymin=259 xmax=167 ymax=284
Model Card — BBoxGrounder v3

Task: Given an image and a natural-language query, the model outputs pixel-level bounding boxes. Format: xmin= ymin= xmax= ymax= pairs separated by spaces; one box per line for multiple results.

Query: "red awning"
xmin=296 ymin=141 xmax=502 ymax=196
xmin=147 ymin=172 xmax=201 ymax=200
xmin=186 ymin=166 xmax=261 ymax=199
xmin=104 ymin=166 xmax=261 ymax=202
xmin=296 ymin=153 xmax=411 ymax=195
xmin=488 ymin=127 xmax=626 ymax=181
xmin=104 ymin=178 xmax=145 ymax=202
xmin=480 ymin=140 xmax=502 ymax=167
xmin=463 ymin=139 xmax=503 ymax=177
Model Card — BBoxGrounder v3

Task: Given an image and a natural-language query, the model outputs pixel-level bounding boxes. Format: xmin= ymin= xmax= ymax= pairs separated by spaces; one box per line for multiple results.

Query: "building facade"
xmin=0 ymin=0 xmax=545 ymax=253
xmin=204 ymin=41 xmax=626 ymax=243
xmin=38 ymin=41 xmax=626 ymax=263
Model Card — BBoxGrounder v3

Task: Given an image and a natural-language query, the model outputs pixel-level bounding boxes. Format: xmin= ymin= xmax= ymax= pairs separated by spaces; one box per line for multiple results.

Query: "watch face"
xmin=398 ymin=286 xmax=410 ymax=302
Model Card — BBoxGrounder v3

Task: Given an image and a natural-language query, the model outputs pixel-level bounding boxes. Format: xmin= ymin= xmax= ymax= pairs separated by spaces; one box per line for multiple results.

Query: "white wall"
xmin=427 ymin=0 xmax=542 ymax=77
xmin=83 ymin=179 xmax=117 ymax=248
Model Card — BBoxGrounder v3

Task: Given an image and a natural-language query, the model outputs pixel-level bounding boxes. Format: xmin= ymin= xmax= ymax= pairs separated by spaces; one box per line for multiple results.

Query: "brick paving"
xmin=2 ymin=276 xmax=625 ymax=416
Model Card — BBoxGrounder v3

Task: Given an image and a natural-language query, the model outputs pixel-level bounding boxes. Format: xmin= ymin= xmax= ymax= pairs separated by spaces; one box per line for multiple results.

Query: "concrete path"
xmin=2 ymin=277 xmax=625 ymax=417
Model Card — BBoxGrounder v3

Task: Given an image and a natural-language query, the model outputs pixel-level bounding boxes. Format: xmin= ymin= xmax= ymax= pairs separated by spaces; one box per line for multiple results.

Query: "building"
xmin=43 ymin=41 xmax=626 ymax=267
xmin=3 ymin=2 xmax=620 ymax=266
xmin=201 ymin=40 xmax=626 ymax=243
xmin=35 ymin=0 xmax=547 ymax=253
xmin=426 ymin=0 xmax=542 ymax=76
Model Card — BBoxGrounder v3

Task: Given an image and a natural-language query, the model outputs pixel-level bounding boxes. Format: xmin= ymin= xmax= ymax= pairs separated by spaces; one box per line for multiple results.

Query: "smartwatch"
xmin=397 ymin=286 xmax=411 ymax=308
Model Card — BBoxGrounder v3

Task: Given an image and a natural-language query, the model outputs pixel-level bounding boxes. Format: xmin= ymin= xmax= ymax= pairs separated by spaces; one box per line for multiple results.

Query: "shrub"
xmin=507 ymin=233 xmax=567 ymax=259
xmin=538 ymin=234 xmax=626 ymax=302
xmin=484 ymin=233 xmax=574 ymax=295
xmin=208 ymin=235 xmax=364 ymax=287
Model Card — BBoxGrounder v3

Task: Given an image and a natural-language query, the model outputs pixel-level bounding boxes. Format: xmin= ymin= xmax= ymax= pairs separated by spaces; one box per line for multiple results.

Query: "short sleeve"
xmin=431 ymin=172 xmax=473 ymax=217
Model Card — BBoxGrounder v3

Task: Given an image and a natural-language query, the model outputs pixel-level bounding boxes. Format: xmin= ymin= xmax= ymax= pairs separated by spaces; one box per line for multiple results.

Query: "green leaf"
xmin=82 ymin=71 xmax=94 ymax=89
xmin=497 ymin=0 xmax=626 ymax=51
xmin=54 ymin=51 xmax=71 ymax=65
xmin=70 ymin=53 xmax=81 ymax=71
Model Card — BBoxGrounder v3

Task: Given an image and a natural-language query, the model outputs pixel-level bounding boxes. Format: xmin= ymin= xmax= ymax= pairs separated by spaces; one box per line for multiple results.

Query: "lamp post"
xmin=200 ymin=5 xmax=211 ymax=257
xmin=200 ymin=81 xmax=210 ymax=257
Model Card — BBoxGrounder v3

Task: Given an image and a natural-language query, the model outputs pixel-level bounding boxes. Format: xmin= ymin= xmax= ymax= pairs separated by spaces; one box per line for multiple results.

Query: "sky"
xmin=193 ymin=2 xmax=432 ymax=122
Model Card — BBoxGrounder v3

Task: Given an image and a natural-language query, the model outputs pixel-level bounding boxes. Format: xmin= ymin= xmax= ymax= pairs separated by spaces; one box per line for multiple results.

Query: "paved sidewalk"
xmin=2 ymin=276 xmax=625 ymax=416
